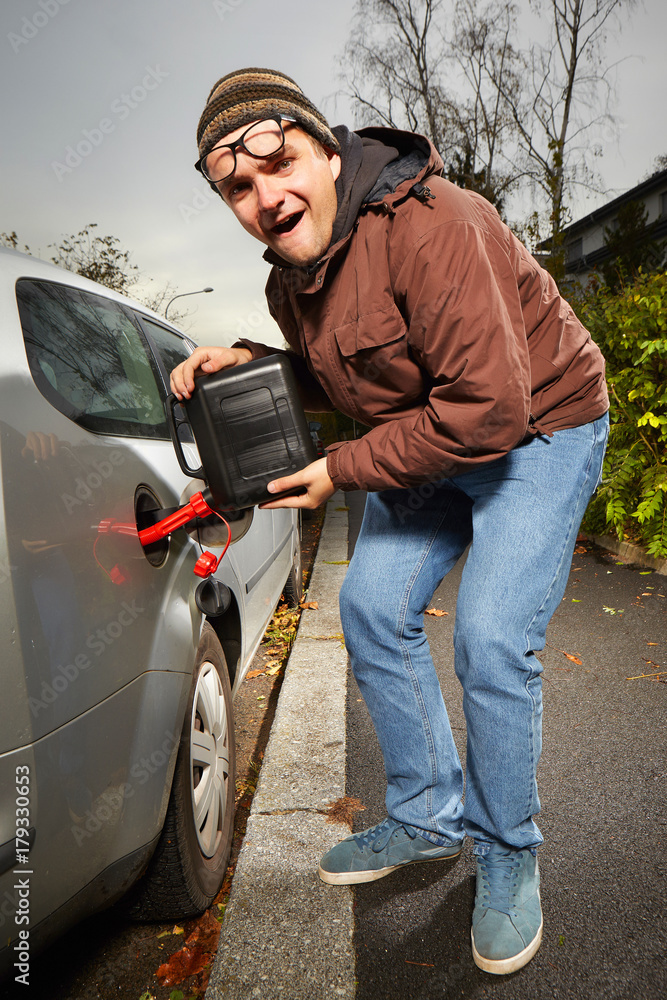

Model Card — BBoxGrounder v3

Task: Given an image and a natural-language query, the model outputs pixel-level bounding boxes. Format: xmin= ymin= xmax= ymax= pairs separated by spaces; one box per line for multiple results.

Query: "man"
xmin=171 ymin=67 xmax=609 ymax=976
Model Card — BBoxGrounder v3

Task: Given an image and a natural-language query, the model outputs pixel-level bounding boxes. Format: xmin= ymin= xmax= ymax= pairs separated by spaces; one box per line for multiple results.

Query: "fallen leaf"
xmin=155 ymin=910 xmax=221 ymax=988
xmin=246 ymin=669 xmax=264 ymax=679
xmin=546 ymin=642 xmax=582 ymax=664
xmin=299 ymin=600 xmax=319 ymax=610
xmin=156 ymin=926 xmax=183 ymax=939
xmin=324 ymin=795 xmax=366 ymax=827
xmin=323 ymin=559 xmax=350 ymax=565
xmin=573 ymin=545 xmax=586 ymax=554
xmin=265 ymin=661 xmax=282 ymax=676
xmin=155 ymin=945 xmax=209 ymax=987
xmin=426 ymin=608 xmax=449 ymax=616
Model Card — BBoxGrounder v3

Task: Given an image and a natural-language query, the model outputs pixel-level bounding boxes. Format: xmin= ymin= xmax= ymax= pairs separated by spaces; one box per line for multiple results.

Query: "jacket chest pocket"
xmin=333 ymin=303 xmax=406 ymax=356
xmin=330 ymin=306 xmax=423 ymax=416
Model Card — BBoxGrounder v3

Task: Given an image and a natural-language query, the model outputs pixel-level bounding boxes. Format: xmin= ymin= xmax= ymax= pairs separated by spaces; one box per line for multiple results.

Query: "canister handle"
xmin=165 ymin=394 xmax=205 ymax=479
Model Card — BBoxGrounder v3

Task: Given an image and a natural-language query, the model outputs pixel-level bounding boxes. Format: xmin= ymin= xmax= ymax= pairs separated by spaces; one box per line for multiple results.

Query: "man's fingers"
xmin=266 ymin=473 xmax=302 ymax=495
xmin=170 ymin=347 xmax=252 ymax=399
xmin=170 ymin=349 xmax=215 ymax=399
xmin=261 ymin=459 xmax=334 ymax=510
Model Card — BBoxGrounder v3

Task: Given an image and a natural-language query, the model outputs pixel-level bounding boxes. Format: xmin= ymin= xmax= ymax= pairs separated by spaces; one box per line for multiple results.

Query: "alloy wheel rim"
xmin=190 ymin=660 xmax=230 ymax=857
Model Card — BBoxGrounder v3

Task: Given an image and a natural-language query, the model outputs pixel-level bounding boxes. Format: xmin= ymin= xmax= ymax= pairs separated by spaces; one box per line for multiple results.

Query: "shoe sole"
xmin=471 ymin=915 xmax=543 ymax=975
xmin=318 ymin=845 xmax=463 ymax=885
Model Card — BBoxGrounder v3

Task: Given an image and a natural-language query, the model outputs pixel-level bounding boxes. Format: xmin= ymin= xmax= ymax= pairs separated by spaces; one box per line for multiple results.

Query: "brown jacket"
xmin=238 ymin=128 xmax=608 ymax=491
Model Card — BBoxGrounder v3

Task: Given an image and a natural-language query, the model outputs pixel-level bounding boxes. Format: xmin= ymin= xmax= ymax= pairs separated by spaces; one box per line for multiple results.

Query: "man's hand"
xmin=21 ymin=430 xmax=63 ymax=461
xmin=259 ymin=457 xmax=335 ymax=510
xmin=170 ymin=346 xmax=252 ymax=400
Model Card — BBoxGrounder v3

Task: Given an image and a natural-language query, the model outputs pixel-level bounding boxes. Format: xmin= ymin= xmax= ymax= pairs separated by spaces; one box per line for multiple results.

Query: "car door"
xmin=136 ymin=316 xmax=291 ymax=655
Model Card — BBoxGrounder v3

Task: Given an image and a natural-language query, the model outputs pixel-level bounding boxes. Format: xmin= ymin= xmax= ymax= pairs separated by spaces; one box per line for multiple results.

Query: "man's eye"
xmin=276 ymin=158 xmax=292 ymax=171
xmin=227 ymin=182 xmax=247 ymax=199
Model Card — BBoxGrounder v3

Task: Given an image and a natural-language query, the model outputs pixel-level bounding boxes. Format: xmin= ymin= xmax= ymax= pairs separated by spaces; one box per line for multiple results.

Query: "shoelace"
xmin=352 ymin=818 xmax=419 ymax=854
xmin=478 ymin=849 xmax=523 ymax=916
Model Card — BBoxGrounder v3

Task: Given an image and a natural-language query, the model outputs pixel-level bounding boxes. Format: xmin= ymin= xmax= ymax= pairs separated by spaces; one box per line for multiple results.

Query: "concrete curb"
xmin=584 ymin=533 xmax=667 ymax=575
xmin=205 ymin=495 xmax=355 ymax=1000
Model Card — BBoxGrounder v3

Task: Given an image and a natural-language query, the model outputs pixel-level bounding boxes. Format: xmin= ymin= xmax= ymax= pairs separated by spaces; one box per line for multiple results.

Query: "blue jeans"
xmin=339 ymin=414 xmax=609 ymax=853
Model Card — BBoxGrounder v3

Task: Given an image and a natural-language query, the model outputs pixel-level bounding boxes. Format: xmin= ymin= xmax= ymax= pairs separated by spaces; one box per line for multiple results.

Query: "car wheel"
xmin=125 ymin=623 xmax=236 ymax=920
xmin=281 ymin=521 xmax=303 ymax=606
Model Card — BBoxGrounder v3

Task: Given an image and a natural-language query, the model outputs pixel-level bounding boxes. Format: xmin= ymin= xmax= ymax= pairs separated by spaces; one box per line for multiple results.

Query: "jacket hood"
xmin=263 ymin=125 xmax=442 ymax=271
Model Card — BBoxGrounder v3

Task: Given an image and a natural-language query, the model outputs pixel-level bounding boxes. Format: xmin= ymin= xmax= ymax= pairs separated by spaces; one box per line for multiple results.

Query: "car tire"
xmin=281 ymin=521 xmax=303 ymax=606
xmin=125 ymin=623 xmax=236 ymax=920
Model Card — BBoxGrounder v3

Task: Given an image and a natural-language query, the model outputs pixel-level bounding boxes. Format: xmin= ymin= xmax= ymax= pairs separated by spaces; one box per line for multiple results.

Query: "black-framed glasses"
xmin=195 ymin=115 xmax=297 ymax=184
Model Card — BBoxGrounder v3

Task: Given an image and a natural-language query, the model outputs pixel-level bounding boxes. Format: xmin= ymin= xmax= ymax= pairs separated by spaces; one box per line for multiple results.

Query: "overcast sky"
xmin=1 ymin=0 xmax=664 ymax=346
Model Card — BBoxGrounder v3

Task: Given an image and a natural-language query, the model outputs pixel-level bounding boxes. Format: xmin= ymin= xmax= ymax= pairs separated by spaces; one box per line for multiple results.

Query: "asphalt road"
xmin=345 ymin=491 xmax=666 ymax=1000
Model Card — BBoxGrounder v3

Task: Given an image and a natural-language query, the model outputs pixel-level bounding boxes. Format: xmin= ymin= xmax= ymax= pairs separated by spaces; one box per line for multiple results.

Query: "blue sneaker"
xmin=318 ymin=817 xmax=462 ymax=885
xmin=471 ymin=842 xmax=543 ymax=974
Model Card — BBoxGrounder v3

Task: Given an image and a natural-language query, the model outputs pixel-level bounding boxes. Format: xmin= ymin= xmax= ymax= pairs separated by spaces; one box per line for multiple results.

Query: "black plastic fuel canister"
xmin=167 ymin=355 xmax=316 ymax=511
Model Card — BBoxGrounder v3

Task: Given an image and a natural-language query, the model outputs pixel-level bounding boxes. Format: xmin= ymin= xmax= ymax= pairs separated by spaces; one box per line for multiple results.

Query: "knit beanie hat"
xmin=196 ymin=67 xmax=340 ymax=159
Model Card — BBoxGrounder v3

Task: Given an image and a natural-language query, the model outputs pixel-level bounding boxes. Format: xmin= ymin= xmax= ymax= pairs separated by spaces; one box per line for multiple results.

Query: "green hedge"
xmin=575 ymin=270 xmax=667 ymax=558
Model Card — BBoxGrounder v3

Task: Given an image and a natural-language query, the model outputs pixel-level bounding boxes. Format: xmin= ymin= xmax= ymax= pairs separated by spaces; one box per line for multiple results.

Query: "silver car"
xmin=0 ymin=247 xmax=302 ymax=980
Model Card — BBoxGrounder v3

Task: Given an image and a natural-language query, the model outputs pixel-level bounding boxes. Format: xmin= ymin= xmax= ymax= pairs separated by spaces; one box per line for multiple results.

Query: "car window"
xmin=139 ymin=317 xmax=193 ymax=378
xmin=138 ymin=316 xmax=202 ymax=467
xmin=17 ymin=279 xmax=169 ymax=439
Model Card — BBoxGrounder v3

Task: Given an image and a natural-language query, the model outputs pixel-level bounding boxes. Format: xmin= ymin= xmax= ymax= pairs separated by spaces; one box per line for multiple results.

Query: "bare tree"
xmin=341 ymin=0 xmax=451 ymax=151
xmin=48 ymin=223 xmax=139 ymax=294
xmin=444 ymin=0 xmax=523 ymax=211
xmin=339 ymin=0 xmax=635 ymax=253
xmin=497 ymin=0 xmax=634 ymax=264
xmin=339 ymin=0 xmax=525 ymax=212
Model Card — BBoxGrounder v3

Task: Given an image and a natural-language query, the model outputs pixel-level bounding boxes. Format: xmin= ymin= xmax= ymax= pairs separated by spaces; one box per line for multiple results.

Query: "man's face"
xmin=215 ymin=122 xmax=341 ymax=268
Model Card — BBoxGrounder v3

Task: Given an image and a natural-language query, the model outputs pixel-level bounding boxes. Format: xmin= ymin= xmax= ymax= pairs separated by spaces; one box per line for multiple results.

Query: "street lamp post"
xmin=164 ymin=286 xmax=214 ymax=320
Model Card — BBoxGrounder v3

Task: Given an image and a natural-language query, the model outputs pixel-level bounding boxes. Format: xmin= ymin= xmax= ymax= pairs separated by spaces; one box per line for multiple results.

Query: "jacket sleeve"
xmin=326 ymin=218 xmax=533 ymax=490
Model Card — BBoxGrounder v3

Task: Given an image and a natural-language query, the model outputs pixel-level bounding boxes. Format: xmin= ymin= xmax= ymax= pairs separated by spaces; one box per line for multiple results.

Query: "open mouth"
xmin=272 ymin=211 xmax=304 ymax=235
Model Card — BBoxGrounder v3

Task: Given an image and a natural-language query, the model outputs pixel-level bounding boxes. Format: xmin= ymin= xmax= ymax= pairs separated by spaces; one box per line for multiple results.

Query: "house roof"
xmin=561 ymin=167 xmax=667 ymax=239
